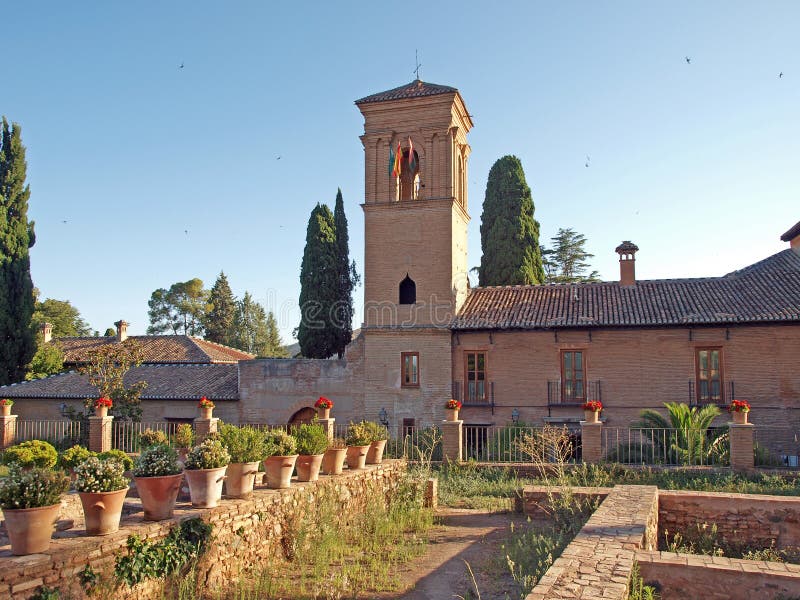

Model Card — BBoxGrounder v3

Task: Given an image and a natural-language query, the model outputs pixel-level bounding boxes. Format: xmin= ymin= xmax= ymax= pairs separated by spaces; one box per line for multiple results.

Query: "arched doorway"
xmin=288 ymin=407 xmax=315 ymax=428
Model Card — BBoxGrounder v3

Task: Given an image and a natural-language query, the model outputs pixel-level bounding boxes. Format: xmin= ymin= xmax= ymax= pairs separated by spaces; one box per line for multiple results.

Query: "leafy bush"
xmin=346 ymin=421 xmax=373 ymax=446
xmin=2 ymin=440 xmax=58 ymax=469
xmin=293 ymin=423 xmax=329 ymax=455
xmin=173 ymin=423 xmax=194 ymax=449
xmin=362 ymin=420 xmax=388 ymax=442
xmin=133 ymin=444 xmax=182 ymax=477
xmin=138 ymin=429 xmax=169 ymax=448
xmin=0 ymin=466 xmax=70 ymax=509
xmin=219 ymin=423 xmax=265 ymax=463
xmin=74 ymin=456 xmax=129 ymax=493
xmin=98 ymin=449 xmax=134 ymax=471
xmin=185 ymin=437 xmax=230 ymax=470
xmin=59 ymin=445 xmax=95 ymax=470
xmin=263 ymin=429 xmax=297 ymax=457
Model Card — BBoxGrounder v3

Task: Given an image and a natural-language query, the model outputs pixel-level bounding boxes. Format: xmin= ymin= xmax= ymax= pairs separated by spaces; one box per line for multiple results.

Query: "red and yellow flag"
xmin=408 ymin=136 xmax=417 ymax=172
xmin=392 ymin=141 xmax=402 ymax=177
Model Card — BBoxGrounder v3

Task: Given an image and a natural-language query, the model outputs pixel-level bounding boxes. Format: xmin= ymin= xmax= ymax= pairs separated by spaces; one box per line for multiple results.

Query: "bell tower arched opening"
xmin=399 ymin=275 xmax=416 ymax=305
xmin=397 ymin=148 xmax=420 ymax=201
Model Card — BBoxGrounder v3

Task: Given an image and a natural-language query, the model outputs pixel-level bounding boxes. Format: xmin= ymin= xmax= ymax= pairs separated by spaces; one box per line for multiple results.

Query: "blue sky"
xmin=4 ymin=2 xmax=798 ymax=341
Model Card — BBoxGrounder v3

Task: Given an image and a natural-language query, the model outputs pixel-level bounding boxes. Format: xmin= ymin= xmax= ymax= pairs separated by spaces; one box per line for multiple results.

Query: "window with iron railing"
xmin=547 ymin=380 xmax=603 ymax=405
xmin=465 ymin=351 xmax=487 ymax=403
xmin=695 ymin=348 xmax=724 ymax=404
xmin=688 ymin=380 xmax=735 ymax=406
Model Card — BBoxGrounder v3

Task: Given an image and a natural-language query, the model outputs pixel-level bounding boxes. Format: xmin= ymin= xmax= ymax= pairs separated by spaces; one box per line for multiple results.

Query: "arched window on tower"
xmin=399 ymin=149 xmax=420 ymax=201
xmin=399 ymin=275 xmax=416 ymax=305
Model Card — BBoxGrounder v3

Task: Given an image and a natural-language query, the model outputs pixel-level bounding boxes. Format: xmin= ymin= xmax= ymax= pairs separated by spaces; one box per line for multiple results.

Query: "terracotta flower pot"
xmin=79 ymin=487 xmax=128 ymax=535
xmin=200 ymin=407 xmax=213 ymax=420
xmin=253 ymin=472 xmax=265 ymax=487
xmin=224 ymin=462 xmax=259 ymax=498
xmin=95 ymin=405 xmax=108 ymax=418
xmin=583 ymin=410 xmax=600 ymax=423
xmin=321 ymin=447 xmax=347 ymax=475
xmin=185 ymin=466 xmax=228 ymax=508
xmin=346 ymin=445 xmax=370 ymax=470
xmin=317 ymin=407 xmax=331 ymax=420
xmin=446 ymin=408 xmax=459 ymax=422
xmin=1 ymin=405 xmax=11 ymax=416
xmin=733 ymin=411 xmax=749 ymax=425
xmin=134 ymin=473 xmax=183 ymax=520
xmin=3 ymin=504 xmax=61 ymax=555
xmin=296 ymin=454 xmax=324 ymax=482
xmin=263 ymin=455 xmax=298 ymax=489
xmin=366 ymin=439 xmax=387 ymax=464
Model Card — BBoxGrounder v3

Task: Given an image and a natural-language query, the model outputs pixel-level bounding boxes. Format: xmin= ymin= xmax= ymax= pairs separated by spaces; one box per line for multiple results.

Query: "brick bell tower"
xmin=355 ymin=79 xmax=473 ymax=427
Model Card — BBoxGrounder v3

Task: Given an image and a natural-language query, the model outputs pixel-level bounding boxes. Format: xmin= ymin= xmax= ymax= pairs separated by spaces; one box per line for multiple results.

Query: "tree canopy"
xmin=204 ymin=272 xmax=236 ymax=346
xmin=26 ymin=335 xmax=64 ymax=380
xmin=78 ymin=339 xmax=147 ymax=421
xmin=32 ymin=296 xmax=92 ymax=337
xmin=333 ymin=189 xmax=359 ymax=358
xmin=147 ymin=278 xmax=209 ymax=336
xmin=541 ymin=228 xmax=600 ymax=284
xmin=233 ymin=292 xmax=288 ymax=357
xmin=0 ymin=117 xmax=36 ymax=385
xmin=478 ymin=155 xmax=544 ymax=286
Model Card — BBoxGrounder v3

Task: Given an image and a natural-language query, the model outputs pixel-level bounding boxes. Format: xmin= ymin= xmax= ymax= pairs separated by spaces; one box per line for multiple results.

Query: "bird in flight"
xmin=179 ymin=62 xmax=184 ymax=69
xmin=585 ymin=155 xmax=590 ymax=168
xmin=779 ymin=72 xmax=783 ymax=78
xmin=276 ymin=156 xmax=281 ymax=160
xmin=184 ymin=229 xmax=188 ymax=235
xmin=685 ymin=56 xmax=691 ymax=64
xmin=61 ymin=220 xmax=67 ymax=224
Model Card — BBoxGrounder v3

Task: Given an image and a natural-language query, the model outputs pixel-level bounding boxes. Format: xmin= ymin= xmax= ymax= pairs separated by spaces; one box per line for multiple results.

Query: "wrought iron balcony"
xmin=452 ymin=380 xmax=495 ymax=408
xmin=547 ymin=380 xmax=602 ymax=406
xmin=688 ymin=380 xmax=735 ymax=406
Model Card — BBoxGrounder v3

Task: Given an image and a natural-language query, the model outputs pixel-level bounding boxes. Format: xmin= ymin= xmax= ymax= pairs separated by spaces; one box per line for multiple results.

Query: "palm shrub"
xmin=218 ymin=424 xmax=266 ymax=463
xmin=263 ymin=429 xmax=297 ymax=457
xmin=185 ymin=437 xmax=230 ymax=470
xmin=293 ymin=423 xmax=329 ymax=455
xmin=59 ymin=445 xmax=95 ymax=470
xmin=0 ymin=466 xmax=70 ymax=509
xmin=2 ymin=440 xmax=58 ymax=469
xmin=134 ymin=444 xmax=182 ymax=477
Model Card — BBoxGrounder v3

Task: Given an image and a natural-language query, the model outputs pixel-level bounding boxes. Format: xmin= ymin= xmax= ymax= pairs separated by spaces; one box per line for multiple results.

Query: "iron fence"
xmin=15 ymin=420 xmax=84 ymax=449
xmin=112 ymin=421 xmax=181 ymax=454
xmin=753 ymin=427 xmax=800 ymax=468
xmin=462 ymin=424 xmax=582 ymax=463
xmin=601 ymin=427 xmax=729 ymax=466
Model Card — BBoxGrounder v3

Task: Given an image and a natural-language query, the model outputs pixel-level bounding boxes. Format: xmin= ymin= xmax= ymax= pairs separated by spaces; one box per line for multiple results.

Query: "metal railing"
xmin=753 ymin=427 xmax=800 ymax=468
xmin=547 ymin=380 xmax=602 ymax=405
xmin=601 ymin=427 xmax=729 ymax=466
xmin=688 ymin=380 xmax=735 ymax=406
xmin=112 ymin=421 xmax=181 ymax=454
xmin=462 ymin=424 xmax=581 ymax=463
xmin=452 ymin=380 xmax=495 ymax=408
xmin=15 ymin=420 xmax=84 ymax=448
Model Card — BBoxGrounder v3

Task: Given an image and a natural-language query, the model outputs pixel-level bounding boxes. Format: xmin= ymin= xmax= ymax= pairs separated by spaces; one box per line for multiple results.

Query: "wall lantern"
xmin=379 ymin=407 xmax=389 ymax=428
xmin=511 ymin=408 xmax=520 ymax=424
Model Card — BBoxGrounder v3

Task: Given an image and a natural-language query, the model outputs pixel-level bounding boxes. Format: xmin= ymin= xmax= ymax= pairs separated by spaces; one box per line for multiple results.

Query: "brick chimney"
xmin=114 ymin=320 xmax=129 ymax=342
xmin=780 ymin=221 xmax=800 ymax=251
xmin=615 ymin=241 xmax=639 ymax=287
xmin=40 ymin=322 xmax=53 ymax=343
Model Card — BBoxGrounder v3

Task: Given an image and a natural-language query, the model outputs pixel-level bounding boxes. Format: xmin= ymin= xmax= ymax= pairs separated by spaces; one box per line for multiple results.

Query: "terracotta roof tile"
xmin=0 ymin=364 xmax=239 ymax=400
xmin=453 ymin=249 xmax=800 ymax=330
xmin=355 ymin=80 xmax=458 ymax=105
xmin=57 ymin=335 xmax=254 ymax=365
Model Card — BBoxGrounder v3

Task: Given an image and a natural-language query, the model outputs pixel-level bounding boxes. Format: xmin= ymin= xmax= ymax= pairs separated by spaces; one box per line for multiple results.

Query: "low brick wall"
xmin=516 ymin=485 xmax=611 ymax=518
xmin=526 ymin=485 xmax=659 ymax=600
xmin=636 ymin=550 xmax=800 ymax=600
xmin=0 ymin=461 xmax=405 ymax=599
xmin=659 ymin=490 xmax=800 ymax=550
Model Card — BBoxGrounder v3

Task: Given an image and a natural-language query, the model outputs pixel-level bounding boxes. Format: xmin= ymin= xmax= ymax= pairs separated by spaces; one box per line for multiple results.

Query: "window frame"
xmin=464 ymin=351 xmax=488 ymax=403
xmin=401 ymin=352 xmax=420 ymax=388
xmin=560 ymin=349 xmax=587 ymax=404
xmin=695 ymin=347 xmax=724 ymax=404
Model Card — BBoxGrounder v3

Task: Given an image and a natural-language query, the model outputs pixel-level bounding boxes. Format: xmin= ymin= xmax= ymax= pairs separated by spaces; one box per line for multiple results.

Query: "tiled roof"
xmin=0 ymin=364 xmax=239 ymax=400
xmin=57 ymin=335 xmax=254 ymax=365
xmin=782 ymin=221 xmax=800 ymax=242
xmin=453 ymin=249 xmax=800 ymax=330
xmin=355 ymin=80 xmax=458 ymax=105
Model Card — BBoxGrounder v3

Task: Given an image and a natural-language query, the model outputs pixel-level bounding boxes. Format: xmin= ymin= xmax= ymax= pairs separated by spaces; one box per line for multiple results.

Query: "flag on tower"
xmin=392 ymin=141 xmax=402 ymax=177
xmin=408 ymin=137 xmax=416 ymax=172
xmin=388 ymin=145 xmax=395 ymax=177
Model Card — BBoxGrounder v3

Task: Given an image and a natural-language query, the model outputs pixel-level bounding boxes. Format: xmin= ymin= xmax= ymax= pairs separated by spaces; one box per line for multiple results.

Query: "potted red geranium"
xmin=582 ymin=400 xmax=602 ymax=423
xmin=315 ymin=396 xmax=333 ymax=420
xmin=94 ymin=396 xmax=112 ymax=418
xmin=0 ymin=398 xmax=13 ymax=417
xmin=729 ymin=399 xmax=751 ymax=425
xmin=445 ymin=399 xmax=462 ymax=422
xmin=198 ymin=397 xmax=215 ymax=420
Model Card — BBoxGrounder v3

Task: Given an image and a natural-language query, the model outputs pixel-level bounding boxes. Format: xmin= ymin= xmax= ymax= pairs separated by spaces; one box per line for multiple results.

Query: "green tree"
xmin=332 ymin=189 xmax=359 ymax=358
xmin=0 ymin=117 xmax=36 ymax=385
xmin=204 ymin=271 xmax=236 ymax=346
xmin=541 ymin=228 xmax=600 ymax=284
xmin=77 ymin=339 xmax=147 ymax=421
xmin=32 ymin=296 xmax=92 ymax=337
xmin=263 ymin=310 xmax=289 ymax=358
xmin=26 ymin=335 xmax=64 ymax=380
xmin=103 ymin=328 xmax=116 ymax=336
xmin=147 ymin=278 xmax=209 ymax=336
xmin=232 ymin=293 xmax=288 ymax=357
xmin=297 ymin=204 xmax=338 ymax=359
xmin=478 ymin=155 xmax=544 ymax=286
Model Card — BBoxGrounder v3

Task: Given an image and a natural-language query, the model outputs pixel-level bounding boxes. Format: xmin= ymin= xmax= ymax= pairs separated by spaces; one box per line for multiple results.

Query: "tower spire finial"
xmin=413 ymin=49 xmax=422 ymax=81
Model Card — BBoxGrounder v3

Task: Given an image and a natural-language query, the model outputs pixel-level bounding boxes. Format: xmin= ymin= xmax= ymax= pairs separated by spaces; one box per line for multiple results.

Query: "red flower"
xmin=198 ymin=397 xmax=215 ymax=409
xmin=445 ymin=399 xmax=462 ymax=410
xmin=0 ymin=398 xmax=13 ymax=406
xmin=94 ymin=397 xmax=113 ymax=408
xmin=729 ymin=399 xmax=751 ymax=413
xmin=315 ymin=397 xmax=334 ymax=409
xmin=582 ymin=400 xmax=603 ymax=412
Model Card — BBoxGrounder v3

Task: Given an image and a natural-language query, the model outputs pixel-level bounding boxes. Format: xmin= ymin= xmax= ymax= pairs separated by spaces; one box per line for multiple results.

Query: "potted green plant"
xmin=219 ymin=424 xmax=265 ymax=498
xmin=364 ymin=421 xmax=389 ymax=464
xmin=173 ymin=423 xmax=194 ymax=462
xmin=138 ymin=428 xmax=169 ymax=450
xmin=74 ymin=455 xmax=130 ymax=535
xmin=345 ymin=421 xmax=372 ymax=470
xmin=184 ymin=437 xmax=230 ymax=507
xmin=2 ymin=440 xmax=58 ymax=469
xmin=0 ymin=466 xmax=70 ymax=555
xmin=133 ymin=443 xmax=183 ymax=521
xmin=262 ymin=429 xmax=298 ymax=489
xmin=293 ymin=422 xmax=329 ymax=482
xmin=98 ymin=449 xmax=134 ymax=472
xmin=582 ymin=400 xmax=602 ymax=424
xmin=59 ymin=445 xmax=95 ymax=479
xmin=322 ymin=437 xmax=347 ymax=475
xmin=0 ymin=398 xmax=13 ymax=416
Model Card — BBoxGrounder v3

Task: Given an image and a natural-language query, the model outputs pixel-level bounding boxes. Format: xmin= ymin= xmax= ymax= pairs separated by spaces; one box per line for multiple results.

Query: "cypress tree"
xmin=205 ymin=271 xmax=236 ymax=345
xmin=332 ymin=188 xmax=357 ymax=358
xmin=0 ymin=118 xmax=36 ymax=385
xmin=297 ymin=203 xmax=338 ymax=358
xmin=478 ymin=155 xmax=544 ymax=286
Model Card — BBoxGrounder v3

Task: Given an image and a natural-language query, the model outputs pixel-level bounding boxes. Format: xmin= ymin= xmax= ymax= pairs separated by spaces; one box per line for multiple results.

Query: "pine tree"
xmin=332 ymin=188 xmax=358 ymax=358
xmin=541 ymin=228 xmax=600 ymax=284
xmin=297 ymin=203 xmax=338 ymax=359
xmin=0 ymin=118 xmax=36 ymax=385
xmin=263 ymin=311 xmax=288 ymax=358
xmin=478 ymin=155 xmax=544 ymax=286
xmin=205 ymin=271 xmax=236 ymax=345
xmin=232 ymin=293 xmax=287 ymax=357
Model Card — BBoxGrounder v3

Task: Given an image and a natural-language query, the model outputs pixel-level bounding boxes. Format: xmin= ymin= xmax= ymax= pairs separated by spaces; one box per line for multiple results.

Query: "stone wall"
xmin=516 ymin=485 xmax=611 ymax=518
xmin=0 ymin=461 xmax=405 ymax=599
xmin=659 ymin=489 xmax=800 ymax=550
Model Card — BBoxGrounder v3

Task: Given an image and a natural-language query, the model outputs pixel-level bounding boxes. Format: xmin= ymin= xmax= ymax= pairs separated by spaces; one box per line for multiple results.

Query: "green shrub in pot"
xmin=133 ymin=444 xmax=182 ymax=477
xmin=262 ymin=429 xmax=297 ymax=457
xmin=293 ymin=423 xmax=329 ymax=456
xmin=59 ymin=445 xmax=95 ymax=471
xmin=219 ymin=424 xmax=266 ymax=463
xmin=2 ymin=440 xmax=58 ymax=469
xmin=185 ymin=437 xmax=230 ymax=470
xmin=345 ymin=421 xmax=372 ymax=446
